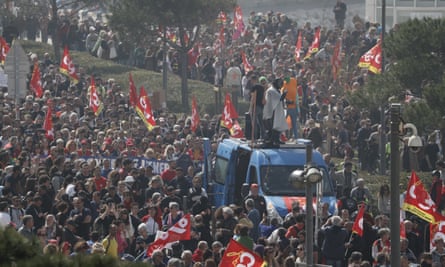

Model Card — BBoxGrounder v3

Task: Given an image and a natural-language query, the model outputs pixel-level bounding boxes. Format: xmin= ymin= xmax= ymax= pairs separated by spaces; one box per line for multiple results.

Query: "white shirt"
xmin=0 ymin=211 xmax=11 ymax=228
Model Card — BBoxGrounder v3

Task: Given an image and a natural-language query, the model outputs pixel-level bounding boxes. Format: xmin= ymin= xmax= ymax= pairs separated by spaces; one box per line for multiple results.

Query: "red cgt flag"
xmin=191 ymin=96 xmax=200 ymax=133
xmin=30 ymin=62 xmax=43 ymax=98
xmin=220 ymin=93 xmax=238 ymax=129
xmin=128 ymin=73 xmax=138 ymax=108
xmin=358 ymin=41 xmax=382 ymax=74
xmin=294 ymin=30 xmax=302 ymax=63
xmin=136 ymin=86 xmax=156 ymax=131
xmin=146 ymin=214 xmax=191 ymax=257
xmin=352 ymin=204 xmax=365 ymax=237
xmin=60 ymin=46 xmax=79 ymax=84
xmin=43 ymin=107 xmax=54 ymax=141
xmin=241 ymin=51 xmax=254 ymax=73
xmin=233 ymin=5 xmax=245 ymax=40
xmin=89 ymin=77 xmax=103 ymax=116
xmin=403 ymin=171 xmax=440 ymax=223
xmin=220 ymin=239 xmax=266 ymax=267
xmin=0 ymin=37 xmax=10 ymax=64
xmin=305 ymin=27 xmax=321 ymax=59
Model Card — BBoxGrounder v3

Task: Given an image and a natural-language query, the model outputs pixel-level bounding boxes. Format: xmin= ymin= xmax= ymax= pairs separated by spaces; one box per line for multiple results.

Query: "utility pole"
xmin=390 ymin=103 xmax=401 ymax=267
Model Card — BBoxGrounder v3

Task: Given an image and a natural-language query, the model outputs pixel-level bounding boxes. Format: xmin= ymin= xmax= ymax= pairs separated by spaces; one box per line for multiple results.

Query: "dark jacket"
xmin=321 ymin=224 xmax=348 ymax=260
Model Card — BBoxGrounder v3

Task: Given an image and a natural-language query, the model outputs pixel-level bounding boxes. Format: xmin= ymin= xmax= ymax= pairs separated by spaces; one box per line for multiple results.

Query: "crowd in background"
xmin=1 ymin=0 xmax=445 ymax=266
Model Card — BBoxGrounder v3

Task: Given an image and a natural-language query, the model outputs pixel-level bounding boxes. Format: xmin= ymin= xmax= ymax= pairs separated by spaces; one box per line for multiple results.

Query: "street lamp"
xmin=289 ymin=143 xmax=322 ymax=266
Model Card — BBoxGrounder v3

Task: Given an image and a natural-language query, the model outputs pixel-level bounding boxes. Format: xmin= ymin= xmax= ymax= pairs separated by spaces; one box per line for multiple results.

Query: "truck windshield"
xmin=260 ymin=165 xmax=334 ymax=196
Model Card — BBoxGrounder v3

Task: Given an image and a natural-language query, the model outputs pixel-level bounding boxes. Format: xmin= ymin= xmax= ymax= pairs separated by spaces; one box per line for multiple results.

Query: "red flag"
xmin=220 ymin=239 xmax=266 ymax=267
xmin=358 ymin=41 xmax=382 ymax=74
xmin=146 ymin=214 xmax=191 ymax=257
xmin=136 ymin=86 xmax=156 ymax=131
xmin=430 ymin=218 xmax=445 ymax=250
xmin=233 ymin=5 xmax=245 ymax=40
xmin=304 ymin=27 xmax=321 ymax=59
xmin=59 ymin=46 xmax=79 ymax=84
xmin=30 ymin=63 xmax=43 ymax=98
xmin=241 ymin=51 xmax=254 ymax=73
xmin=43 ymin=108 xmax=54 ymax=141
xmin=0 ymin=37 xmax=10 ymax=64
xmin=128 ymin=73 xmax=138 ymax=108
xmin=352 ymin=204 xmax=365 ymax=237
xmin=331 ymin=38 xmax=342 ymax=81
xmin=220 ymin=93 xmax=238 ymax=130
xmin=220 ymin=94 xmax=243 ymax=138
xmin=191 ymin=96 xmax=200 ymax=133
xmin=294 ymin=31 xmax=302 ymax=63
xmin=230 ymin=120 xmax=244 ymax=138
xmin=89 ymin=77 xmax=103 ymax=116
xmin=403 ymin=171 xmax=440 ymax=223
xmin=368 ymin=42 xmax=382 ymax=74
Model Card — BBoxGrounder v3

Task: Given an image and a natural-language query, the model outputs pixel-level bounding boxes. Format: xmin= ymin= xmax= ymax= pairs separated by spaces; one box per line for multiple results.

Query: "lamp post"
xmin=289 ymin=143 xmax=322 ymax=266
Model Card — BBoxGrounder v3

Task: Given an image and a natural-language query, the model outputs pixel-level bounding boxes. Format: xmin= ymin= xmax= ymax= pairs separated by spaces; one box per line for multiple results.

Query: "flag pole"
xmin=345 ymin=232 xmax=354 ymax=258
xmin=251 ymin=95 xmax=256 ymax=147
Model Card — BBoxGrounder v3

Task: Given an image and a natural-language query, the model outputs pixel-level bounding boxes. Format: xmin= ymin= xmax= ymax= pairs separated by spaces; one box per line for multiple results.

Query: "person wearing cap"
xmin=244 ymin=183 xmax=267 ymax=221
xmin=431 ymin=235 xmax=445 ymax=264
xmin=160 ymin=187 xmax=182 ymax=214
xmin=249 ymin=75 xmax=266 ymax=140
xmin=334 ymin=161 xmax=357 ymax=198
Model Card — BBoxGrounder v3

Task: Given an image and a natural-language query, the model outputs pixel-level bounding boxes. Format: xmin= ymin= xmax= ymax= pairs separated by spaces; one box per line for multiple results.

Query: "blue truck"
xmin=203 ymin=138 xmax=337 ymax=219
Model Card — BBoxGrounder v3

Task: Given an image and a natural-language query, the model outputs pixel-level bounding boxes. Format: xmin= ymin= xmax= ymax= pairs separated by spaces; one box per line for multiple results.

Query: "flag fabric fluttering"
xmin=294 ymin=30 xmax=302 ymax=63
xmin=304 ymin=27 xmax=321 ymax=59
xmin=136 ymin=86 xmax=156 ymax=131
xmin=220 ymin=93 xmax=244 ymax=138
xmin=43 ymin=108 xmax=54 ymax=140
xmin=358 ymin=41 xmax=382 ymax=74
xmin=331 ymin=38 xmax=342 ymax=81
xmin=89 ymin=76 xmax=103 ymax=116
xmin=352 ymin=204 xmax=365 ymax=237
xmin=241 ymin=51 xmax=254 ymax=73
xmin=191 ymin=96 xmax=200 ymax=133
xmin=233 ymin=5 xmax=245 ymax=40
xmin=128 ymin=73 xmax=138 ymax=108
xmin=146 ymin=214 xmax=191 ymax=257
xmin=60 ymin=46 xmax=79 ymax=84
xmin=30 ymin=62 xmax=43 ymax=98
xmin=220 ymin=239 xmax=266 ymax=267
xmin=0 ymin=37 xmax=10 ymax=64
xmin=403 ymin=171 xmax=440 ymax=223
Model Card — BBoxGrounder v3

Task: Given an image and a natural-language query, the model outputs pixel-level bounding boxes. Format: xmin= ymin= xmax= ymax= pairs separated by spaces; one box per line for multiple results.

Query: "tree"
xmin=349 ymin=18 xmax=445 ymax=131
xmin=108 ymin=0 xmax=235 ymax=110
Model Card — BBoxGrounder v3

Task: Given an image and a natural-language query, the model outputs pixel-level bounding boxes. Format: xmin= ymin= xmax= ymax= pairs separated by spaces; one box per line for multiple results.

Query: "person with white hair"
xmin=320 ymin=215 xmax=349 ymax=267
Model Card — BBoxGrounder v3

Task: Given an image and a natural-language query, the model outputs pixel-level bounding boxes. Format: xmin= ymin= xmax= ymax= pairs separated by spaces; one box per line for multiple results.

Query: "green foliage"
xmin=347 ymin=72 xmax=403 ymax=111
xmin=0 ymin=228 xmax=149 ymax=267
xmin=402 ymin=100 xmax=440 ymax=136
xmin=349 ymin=18 xmax=445 ymax=131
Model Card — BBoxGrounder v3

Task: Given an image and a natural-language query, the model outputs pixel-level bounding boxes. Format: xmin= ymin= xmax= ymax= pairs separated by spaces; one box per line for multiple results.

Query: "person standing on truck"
xmin=263 ymin=78 xmax=288 ymax=147
xmin=244 ymin=184 xmax=267 ymax=221
xmin=249 ymin=75 xmax=267 ymax=141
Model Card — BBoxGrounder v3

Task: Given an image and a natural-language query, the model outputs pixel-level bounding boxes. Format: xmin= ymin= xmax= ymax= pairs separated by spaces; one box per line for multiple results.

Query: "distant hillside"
xmin=20 ymin=40 xmax=245 ymax=116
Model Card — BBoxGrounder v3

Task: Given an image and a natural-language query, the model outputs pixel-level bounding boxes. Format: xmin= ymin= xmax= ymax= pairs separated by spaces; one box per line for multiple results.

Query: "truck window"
xmin=260 ymin=165 xmax=334 ymax=196
xmin=214 ymin=157 xmax=229 ymax=185
xmin=248 ymin=166 xmax=258 ymax=185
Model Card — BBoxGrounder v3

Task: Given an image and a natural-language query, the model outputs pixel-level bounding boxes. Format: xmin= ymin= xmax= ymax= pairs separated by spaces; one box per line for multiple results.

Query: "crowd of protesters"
xmin=2 ymin=1 xmax=445 ymax=266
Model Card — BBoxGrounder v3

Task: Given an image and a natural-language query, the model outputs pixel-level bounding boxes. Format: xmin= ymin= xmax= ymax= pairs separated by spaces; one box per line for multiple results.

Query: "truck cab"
xmin=208 ymin=138 xmax=337 ymax=218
